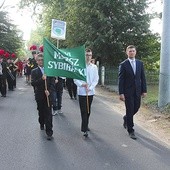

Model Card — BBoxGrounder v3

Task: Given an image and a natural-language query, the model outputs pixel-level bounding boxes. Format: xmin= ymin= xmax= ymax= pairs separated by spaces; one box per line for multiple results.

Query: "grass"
xmin=143 ymin=85 xmax=170 ymax=114
xmin=143 ymin=85 xmax=158 ymax=106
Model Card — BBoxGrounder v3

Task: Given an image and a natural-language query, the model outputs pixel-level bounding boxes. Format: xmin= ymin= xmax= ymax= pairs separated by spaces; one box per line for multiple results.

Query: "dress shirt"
xmin=74 ymin=63 xmax=99 ymax=96
xmin=128 ymin=58 xmax=136 ymax=74
xmin=39 ymin=66 xmax=44 ymax=75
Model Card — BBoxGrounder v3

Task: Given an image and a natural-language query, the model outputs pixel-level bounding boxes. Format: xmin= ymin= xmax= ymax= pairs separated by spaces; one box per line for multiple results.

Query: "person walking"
xmin=118 ymin=45 xmax=147 ymax=140
xmin=6 ymin=58 xmax=17 ymax=91
xmin=66 ymin=78 xmax=77 ymax=100
xmin=24 ymin=59 xmax=32 ymax=84
xmin=74 ymin=49 xmax=99 ymax=137
xmin=31 ymin=53 xmax=55 ymax=140
xmin=0 ymin=56 xmax=8 ymax=97
xmin=55 ymin=77 xmax=64 ymax=114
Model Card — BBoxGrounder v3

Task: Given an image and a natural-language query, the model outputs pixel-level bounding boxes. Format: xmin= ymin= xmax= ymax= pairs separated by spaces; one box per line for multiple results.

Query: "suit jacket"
xmin=118 ymin=59 xmax=147 ymax=97
xmin=31 ymin=67 xmax=55 ymax=101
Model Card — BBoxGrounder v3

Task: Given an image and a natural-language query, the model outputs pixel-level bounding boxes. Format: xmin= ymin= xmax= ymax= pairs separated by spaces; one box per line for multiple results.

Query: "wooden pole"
xmin=86 ymin=91 xmax=89 ymax=114
xmin=45 ymin=79 xmax=50 ymax=107
xmin=57 ymin=39 xmax=59 ymax=48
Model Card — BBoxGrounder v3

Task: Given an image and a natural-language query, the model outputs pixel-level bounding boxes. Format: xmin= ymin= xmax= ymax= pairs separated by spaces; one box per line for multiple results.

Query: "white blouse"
xmin=74 ymin=63 xmax=99 ymax=96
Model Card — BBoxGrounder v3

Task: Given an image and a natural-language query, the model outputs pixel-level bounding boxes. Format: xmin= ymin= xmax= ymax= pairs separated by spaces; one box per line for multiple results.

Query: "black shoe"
xmin=47 ymin=135 xmax=53 ymax=140
xmin=40 ymin=125 xmax=44 ymax=130
xmin=123 ymin=122 xmax=127 ymax=129
xmin=83 ymin=131 xmax=88 ymax=137
xmin=129 ymin=132 xmax=137 ymax=140
xmin=123 ymin=116 xmax=127 ymax=129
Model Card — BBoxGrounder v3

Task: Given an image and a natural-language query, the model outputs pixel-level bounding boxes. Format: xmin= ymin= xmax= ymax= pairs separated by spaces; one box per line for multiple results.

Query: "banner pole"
xmin=45 ymin=79 xmax=50 ymax=107
xmin=86 ymin=91 xmax=89 ymax=114
xmin=57 ymin=39 xmax=59 ymax=48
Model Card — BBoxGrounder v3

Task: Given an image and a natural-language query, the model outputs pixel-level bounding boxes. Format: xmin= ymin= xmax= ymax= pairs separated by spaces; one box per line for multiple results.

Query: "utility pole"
xmin=158 ymin=0 xmax=170 ymax=107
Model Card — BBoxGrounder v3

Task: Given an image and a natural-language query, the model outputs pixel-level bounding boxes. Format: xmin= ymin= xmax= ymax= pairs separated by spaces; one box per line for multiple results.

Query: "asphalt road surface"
xmin=0 ymin=77 xmax=170 ymax=170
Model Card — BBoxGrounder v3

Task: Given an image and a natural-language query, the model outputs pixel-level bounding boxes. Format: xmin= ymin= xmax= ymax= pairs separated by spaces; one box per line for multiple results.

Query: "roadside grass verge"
xmin=143 ymin=85 xmax=170 ymax=114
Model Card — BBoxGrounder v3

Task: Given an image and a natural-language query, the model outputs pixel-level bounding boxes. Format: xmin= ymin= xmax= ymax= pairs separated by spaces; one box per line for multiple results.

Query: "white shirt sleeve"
xmin=74 ymin=79 xmax=83 ymax=87
xmin=88 ymin=65 xmax=99 ymax=91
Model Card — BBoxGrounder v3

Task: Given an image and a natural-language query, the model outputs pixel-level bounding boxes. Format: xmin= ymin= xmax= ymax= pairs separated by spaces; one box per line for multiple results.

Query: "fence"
xmin=98 ymin=66 xmax=159 ymax=86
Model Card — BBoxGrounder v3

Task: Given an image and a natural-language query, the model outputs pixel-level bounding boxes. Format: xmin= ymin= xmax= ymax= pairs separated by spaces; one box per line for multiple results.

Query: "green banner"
xmin=43 ymin=38 xmax=86 ymax=81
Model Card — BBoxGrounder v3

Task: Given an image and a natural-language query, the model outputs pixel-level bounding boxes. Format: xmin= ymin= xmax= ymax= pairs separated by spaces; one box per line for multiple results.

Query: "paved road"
xmin=0 ymin=77 xmax=170 ymax=170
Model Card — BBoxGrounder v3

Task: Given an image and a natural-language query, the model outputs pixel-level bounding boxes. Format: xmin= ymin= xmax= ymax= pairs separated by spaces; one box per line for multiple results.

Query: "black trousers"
xmin=79 ymin=95 xmax=93 ymax=132
xmin=36 ymin=99 xmax=53 ymax=136
xmin=124 ymin=94 xmax=141 ymax=133
xmin=0 ymin=76 xmax=7 ymax=96
xmin=67 ymin=81 xmax=77 ymax=98
xmin=7 ymin=75 xmax=14 ymax=90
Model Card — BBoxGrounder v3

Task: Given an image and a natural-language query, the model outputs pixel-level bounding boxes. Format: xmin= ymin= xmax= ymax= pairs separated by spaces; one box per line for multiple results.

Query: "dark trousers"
xmin=51 ymin=90 xmax=57 ymax=111
xmin=124 ymin=94 xmax=141 ymax=133
xmin=79 ymin=95 xmax=93 ymax=132
xmin=67 ymin=82 xmax=77 ymax=99
xmin=56 ymin=90 xmax=63 ymax=110
xmin=12 ymin=71 xmax=16 ymax=87
xmin=0 ymin=76 xmax=7 ymax=96
xmin=51 ymin=89 xmax=63 ymax=111
xmin=36 ymin=99 xmax=53 ymax=136
xmin=7 ymin=75 xmax=14 ymax=90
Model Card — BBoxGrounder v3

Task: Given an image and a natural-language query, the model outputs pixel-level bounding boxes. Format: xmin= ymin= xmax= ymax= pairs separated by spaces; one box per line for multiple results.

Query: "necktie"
xmin=131 ymin=60 xmax=136 ymax=74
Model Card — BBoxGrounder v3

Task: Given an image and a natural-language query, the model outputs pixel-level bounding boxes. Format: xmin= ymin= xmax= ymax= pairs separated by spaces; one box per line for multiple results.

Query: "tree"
xmin=27 ymin=25 xmax=44 ymax=48
xmin=0 ymin=11 xmax=24 ymax=56
xmin=19 ymin=0 xmax=160 ymax=69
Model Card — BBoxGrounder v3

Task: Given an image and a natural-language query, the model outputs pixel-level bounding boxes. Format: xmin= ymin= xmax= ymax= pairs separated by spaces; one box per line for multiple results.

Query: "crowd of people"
xmin=0 ymin=51 xmax=39 ymax=97
xmin=1 ymin=45 xmax=147 ymax=141
xmin=30 ymin=49 xmax=99 ymax=140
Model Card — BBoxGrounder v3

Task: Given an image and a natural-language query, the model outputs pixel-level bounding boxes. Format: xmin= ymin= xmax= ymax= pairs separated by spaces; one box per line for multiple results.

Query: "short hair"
xmin=126 ymin=45 xmax=136 ymax=51
xmin=32 ymin=51 xmax=36 ymax=55
xmin=86 ymin=48 xmax=92 ymax=53
xmin=37 ymin=53 xmax=43 ymax=58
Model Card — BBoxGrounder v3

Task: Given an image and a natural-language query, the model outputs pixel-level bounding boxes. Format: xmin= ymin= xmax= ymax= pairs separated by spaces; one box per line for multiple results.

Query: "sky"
xmin=0 ymin=0 xmax=163 ymax=41
xmin=149 ymin=0 xmax=162 ymax=34
xmin=0 ymin=0 xmax=35 ymax=40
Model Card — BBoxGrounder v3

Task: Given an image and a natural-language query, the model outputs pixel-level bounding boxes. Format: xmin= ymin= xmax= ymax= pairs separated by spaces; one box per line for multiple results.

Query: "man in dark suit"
xmin=31 ymin=53 xmax=55 ymax=140
xmin=118 ymin=45 xmax=147 ymax=139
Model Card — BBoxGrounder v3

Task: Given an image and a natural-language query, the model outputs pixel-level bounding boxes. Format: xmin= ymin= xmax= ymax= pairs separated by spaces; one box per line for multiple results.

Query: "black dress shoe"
xmin=123 ymin=119 xmax=127 ymax=129
xmin=129 ymin=132 xmax=137 ymax=140
xmin=40 ymin=125 xmax=44 ymax=130
xmin=123 ymin=122 xmax=127 ymax=129
xmin=83 ymin=131 xmax=88 ymax=137
xmin=123 ymin=117 xmax=127 ymax=129
xmin=47 ymin=135 xmax=53 ymax=140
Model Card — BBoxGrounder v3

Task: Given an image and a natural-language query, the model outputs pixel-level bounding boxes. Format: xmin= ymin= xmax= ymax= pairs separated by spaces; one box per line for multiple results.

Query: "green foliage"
xmin=0 ymin=11 xmax=24 ymax=57
xmin=142 ymin=85 xmax=158 ymax=106
xmin=27 ymin=25 xmax=44 ymax=48
xmin=19 ymin=0 xmax=160 ymax=69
